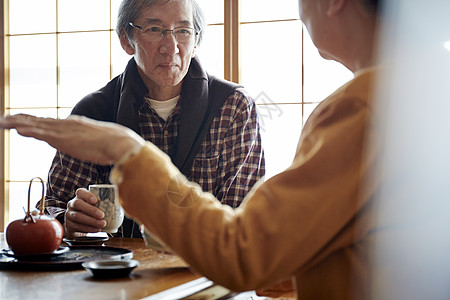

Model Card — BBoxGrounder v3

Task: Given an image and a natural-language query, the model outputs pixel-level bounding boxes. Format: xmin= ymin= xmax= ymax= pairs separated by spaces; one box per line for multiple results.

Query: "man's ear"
xmin=191 ymin=44 xmax=197 ymax=58
xmin=119 ymin=33 xmax=136 ymax=55
xmin=327 ymin=0 xmax=346 ymax=16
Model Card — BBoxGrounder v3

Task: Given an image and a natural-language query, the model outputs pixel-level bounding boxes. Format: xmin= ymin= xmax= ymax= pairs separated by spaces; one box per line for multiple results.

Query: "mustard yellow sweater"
xmin=111 ymin=68 xmax=380 ymax=300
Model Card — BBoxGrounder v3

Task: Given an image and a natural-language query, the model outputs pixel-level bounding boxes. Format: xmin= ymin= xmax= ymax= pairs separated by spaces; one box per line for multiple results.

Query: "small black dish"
xmin=82 ymin=259 xmax=139 ymax=278
xmin=63 ymin=236 xmax=109 ymax=246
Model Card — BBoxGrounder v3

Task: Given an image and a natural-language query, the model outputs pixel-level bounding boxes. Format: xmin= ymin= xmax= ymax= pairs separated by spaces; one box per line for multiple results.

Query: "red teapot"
xmin=6 ymin=177 xmax=64 ymax=255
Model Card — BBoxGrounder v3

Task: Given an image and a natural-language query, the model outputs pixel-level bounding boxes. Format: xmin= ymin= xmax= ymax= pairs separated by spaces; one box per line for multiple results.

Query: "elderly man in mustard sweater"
xmin=1 ymin=0 xmax=382 ymax=298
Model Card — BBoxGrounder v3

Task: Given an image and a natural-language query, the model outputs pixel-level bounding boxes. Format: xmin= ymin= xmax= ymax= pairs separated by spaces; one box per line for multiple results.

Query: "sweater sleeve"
xmin=110 ymin=66 xmax=382 ymax=294
xmin=110 ymin=87 xmax=373 ymax=292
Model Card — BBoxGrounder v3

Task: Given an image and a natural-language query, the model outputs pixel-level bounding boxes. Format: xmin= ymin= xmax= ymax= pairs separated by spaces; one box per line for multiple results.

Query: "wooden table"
xmin=0 ymin=232 xmax=202 ymax=300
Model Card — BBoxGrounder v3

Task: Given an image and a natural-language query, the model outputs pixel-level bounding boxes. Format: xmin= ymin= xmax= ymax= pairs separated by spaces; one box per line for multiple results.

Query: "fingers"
xmin=63 ymin=189 xmax=107 ymax=238
xmin=0 ymin=115 xmax=36 ymax=132
xmin=76 ymin=188 xmax=101 ymax=206
xmin=1 ymin=113 xmax=146 ymax=165
xmin=1 ymin=115 xmax=110 ymax=164
xmin=0 ymin=114 xmax=53 ymax=130
xmin=0 ymin=114 xmax=64 ymax=144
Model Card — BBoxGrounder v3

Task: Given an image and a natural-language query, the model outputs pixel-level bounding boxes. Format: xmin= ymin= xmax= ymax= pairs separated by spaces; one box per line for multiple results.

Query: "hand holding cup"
xmin=89 ymin=184 xmax=124 ymax=233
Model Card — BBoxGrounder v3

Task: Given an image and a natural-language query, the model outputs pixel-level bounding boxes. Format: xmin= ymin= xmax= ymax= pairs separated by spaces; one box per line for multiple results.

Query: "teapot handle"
xmin=27 ymin=177 xmax=45 ymax=217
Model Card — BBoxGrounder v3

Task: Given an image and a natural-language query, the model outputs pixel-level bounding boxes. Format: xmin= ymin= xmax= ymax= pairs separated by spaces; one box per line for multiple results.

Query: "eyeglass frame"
xmin=128 ymin=22 xmax=200 ymax=43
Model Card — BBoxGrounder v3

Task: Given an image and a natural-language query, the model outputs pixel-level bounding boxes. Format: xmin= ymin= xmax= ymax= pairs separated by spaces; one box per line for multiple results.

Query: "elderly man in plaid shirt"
xmin=39 ymin=0 xmax=265 ymax=238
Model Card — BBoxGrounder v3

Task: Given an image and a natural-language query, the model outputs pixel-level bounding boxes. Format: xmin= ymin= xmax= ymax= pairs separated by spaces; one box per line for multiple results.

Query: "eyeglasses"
xmin=129 ymin=22 xmax=198 ymax=43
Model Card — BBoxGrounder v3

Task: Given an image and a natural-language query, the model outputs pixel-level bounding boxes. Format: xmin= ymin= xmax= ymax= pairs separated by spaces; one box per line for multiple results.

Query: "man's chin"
xmin=158 ymin=78 xmax=183 ymax=87
xmin=157 ymin=73 xmax=185 ymax=86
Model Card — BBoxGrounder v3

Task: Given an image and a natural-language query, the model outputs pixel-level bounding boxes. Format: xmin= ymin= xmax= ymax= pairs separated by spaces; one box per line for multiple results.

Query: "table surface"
xmin=0 ymin=232 xmax=201 ymax=300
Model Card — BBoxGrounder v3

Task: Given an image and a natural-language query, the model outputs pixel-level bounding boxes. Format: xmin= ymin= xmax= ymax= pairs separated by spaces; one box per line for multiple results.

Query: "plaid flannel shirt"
xmin=43 ymin=88 xmax=265 ymax=222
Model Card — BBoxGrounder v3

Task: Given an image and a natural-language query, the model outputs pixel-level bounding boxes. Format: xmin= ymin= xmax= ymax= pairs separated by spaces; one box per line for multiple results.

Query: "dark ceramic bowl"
xmin=82 ymin=259 xmax=139 ymax=278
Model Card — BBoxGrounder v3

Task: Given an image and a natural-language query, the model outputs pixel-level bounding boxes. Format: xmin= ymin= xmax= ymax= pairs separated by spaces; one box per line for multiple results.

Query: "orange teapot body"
xmin=6 ymin=215 xmax=63 ymax=255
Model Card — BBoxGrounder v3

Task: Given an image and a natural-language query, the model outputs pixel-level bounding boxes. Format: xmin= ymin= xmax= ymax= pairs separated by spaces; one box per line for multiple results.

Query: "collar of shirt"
xmin=145 ymin=95 xmax=180 ymax=122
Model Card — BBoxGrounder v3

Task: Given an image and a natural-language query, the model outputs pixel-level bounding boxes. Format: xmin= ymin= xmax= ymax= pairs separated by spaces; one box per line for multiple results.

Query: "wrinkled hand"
xmin=64 ymin=188 xmax=107 ymax=238
xmin=0 ymin=114 xmax=145 ymax=165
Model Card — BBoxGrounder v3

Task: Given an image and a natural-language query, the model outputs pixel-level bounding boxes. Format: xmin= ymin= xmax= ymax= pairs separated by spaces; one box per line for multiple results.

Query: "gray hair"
xmin=116 ymin=0 xmax=205 ymax=46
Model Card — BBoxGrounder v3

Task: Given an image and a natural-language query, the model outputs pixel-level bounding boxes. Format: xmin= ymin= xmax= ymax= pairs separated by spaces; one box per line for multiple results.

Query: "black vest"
xmin=72 ymin=57 xmax=242 ymax=237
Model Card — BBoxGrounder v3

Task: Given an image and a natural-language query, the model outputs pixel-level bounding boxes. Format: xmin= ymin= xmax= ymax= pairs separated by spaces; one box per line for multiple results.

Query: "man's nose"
xmin=159 ymin=31 xmax=179 ymax=55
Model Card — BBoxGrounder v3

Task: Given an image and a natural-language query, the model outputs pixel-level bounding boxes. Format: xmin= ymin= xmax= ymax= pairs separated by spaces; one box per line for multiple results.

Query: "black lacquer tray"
xmin=0 ymin=246 xmax=133 ymax=271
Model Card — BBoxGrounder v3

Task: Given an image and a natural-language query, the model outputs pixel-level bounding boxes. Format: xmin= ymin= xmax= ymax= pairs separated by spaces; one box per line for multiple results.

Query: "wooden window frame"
xmin=224 ymin=0 xmax=240 ymax=83
xmin=1 ymin=0 xmax=8 ymax=231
